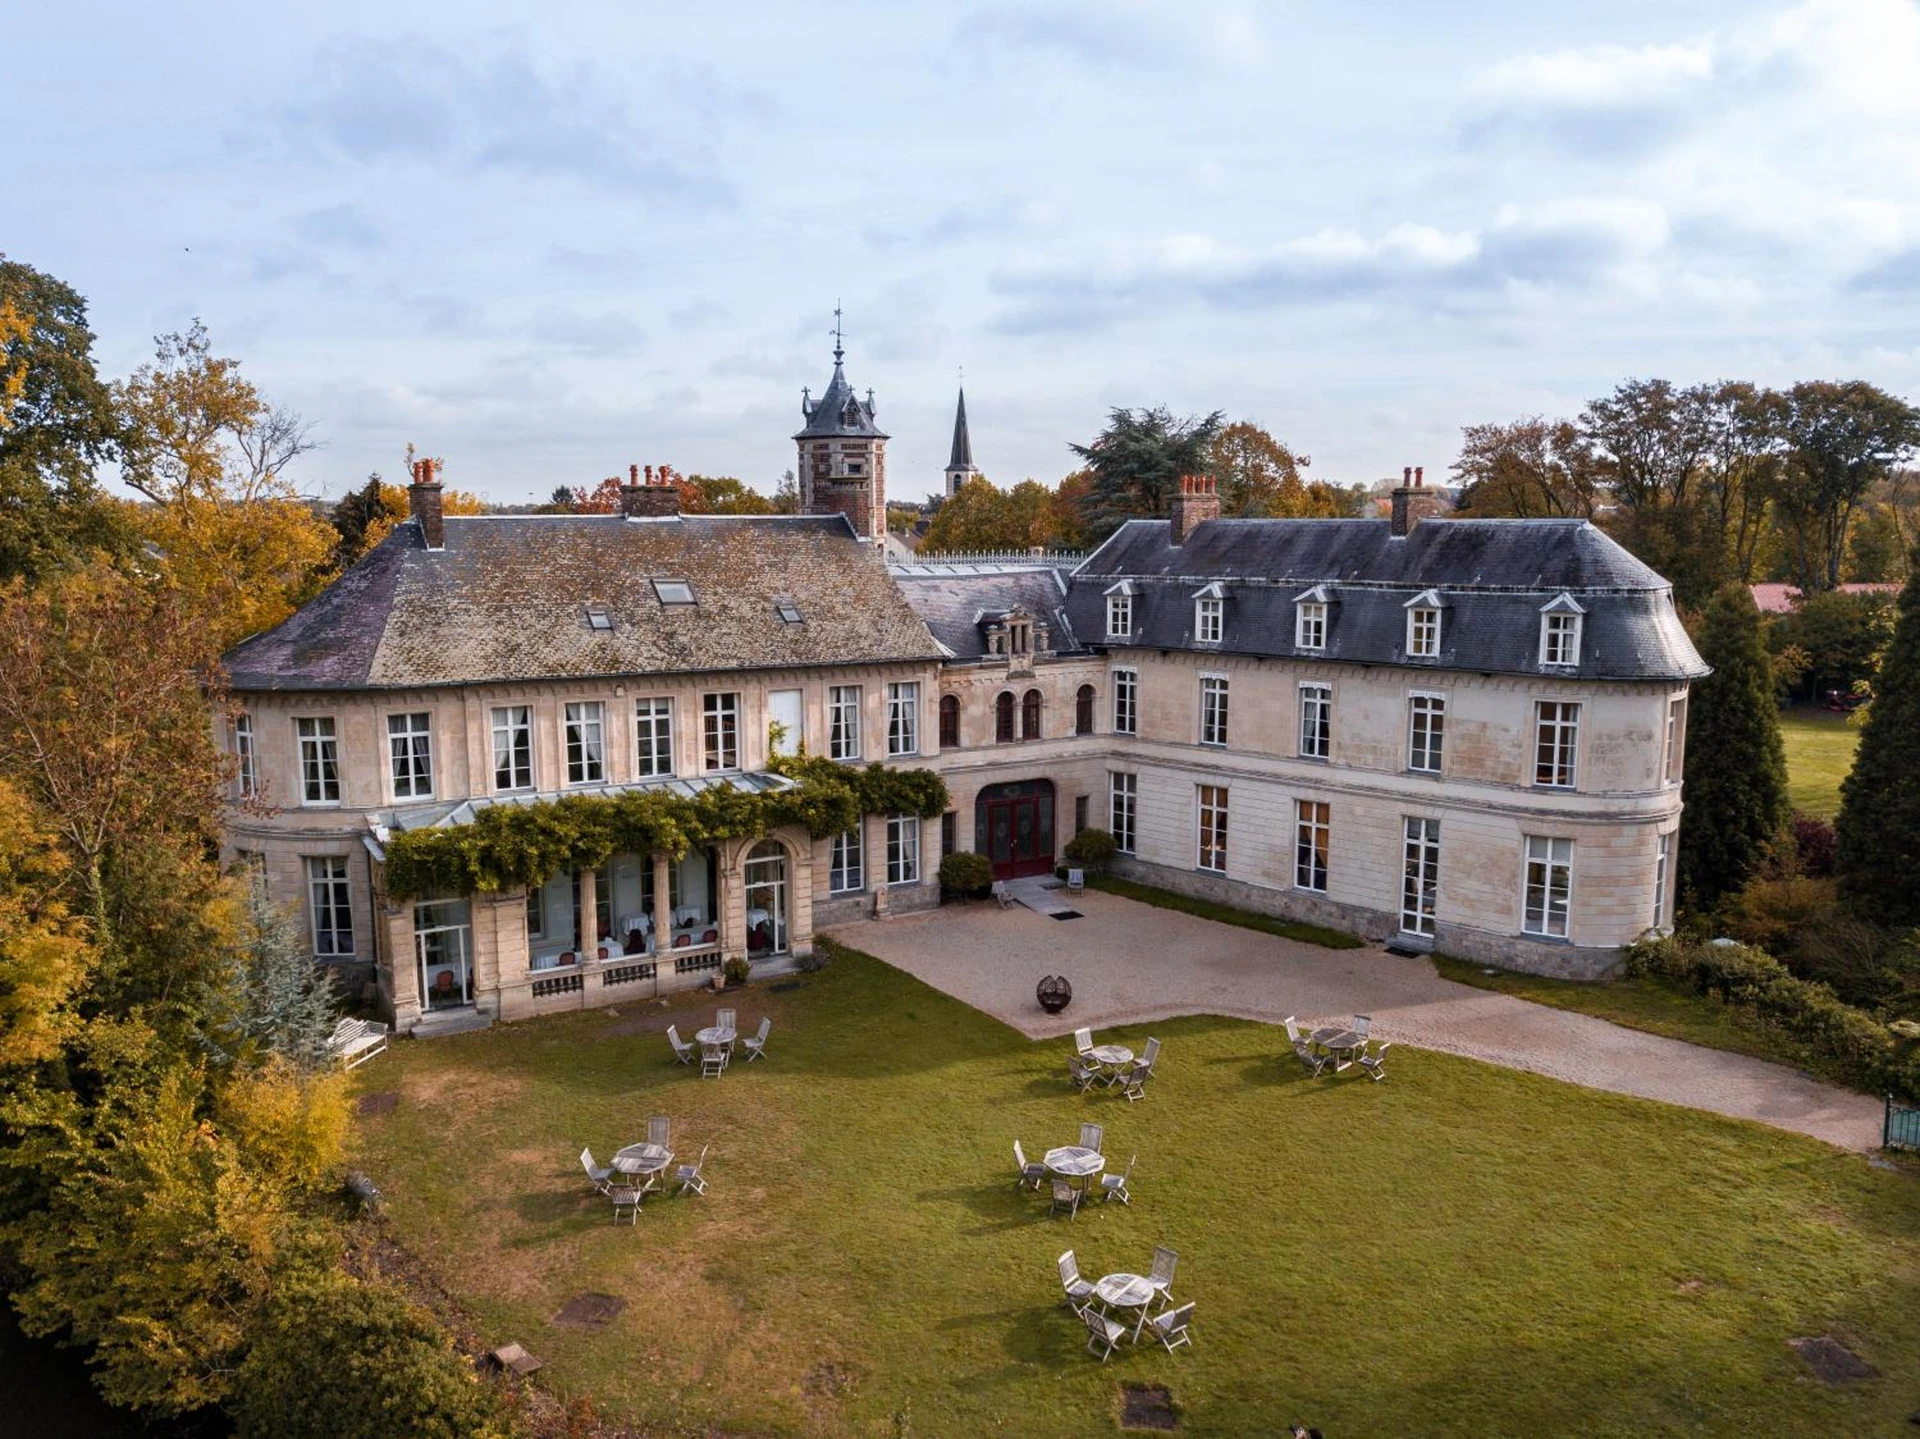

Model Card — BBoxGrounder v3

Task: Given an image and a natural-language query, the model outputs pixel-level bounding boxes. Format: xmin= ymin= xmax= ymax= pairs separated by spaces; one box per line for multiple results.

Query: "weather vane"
xmin=831 ymin=301 xmax=844 ymax=361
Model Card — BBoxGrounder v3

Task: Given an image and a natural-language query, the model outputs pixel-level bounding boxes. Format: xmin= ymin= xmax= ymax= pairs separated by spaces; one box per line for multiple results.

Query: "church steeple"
xmin=944 ymin=386 xmax=980 ymax=498
xmin=794 ymin=309 xmax=888 ymax=542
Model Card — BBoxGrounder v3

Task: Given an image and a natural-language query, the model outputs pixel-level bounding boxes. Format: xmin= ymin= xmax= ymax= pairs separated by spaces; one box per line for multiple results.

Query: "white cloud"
xmin=1477 ymin=40 xmax=1715 ymax=107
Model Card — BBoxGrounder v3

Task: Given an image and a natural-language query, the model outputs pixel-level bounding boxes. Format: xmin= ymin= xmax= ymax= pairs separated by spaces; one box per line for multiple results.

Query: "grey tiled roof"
xmin=891 ymin=566 xmax=1080 ymax=660
xmin=794 ymin=355 xmax=887 ymax=439
xmin=1066 ymin=517 xmax=1708 ymax=681
xmin=224 ymin=514 xmax=942 ymax=691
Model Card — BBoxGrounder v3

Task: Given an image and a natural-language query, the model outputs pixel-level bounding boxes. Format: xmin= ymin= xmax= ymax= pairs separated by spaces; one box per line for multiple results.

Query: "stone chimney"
xmin=1390 ymin=463 xmax=1443 ymax=537
xmin=409 ymin=457 xmax=444 ymax=550
xmin=619 ymin=461 xmax=680 ymax=518
xmin=1168 ymin=473 xmax=1219 ymax=547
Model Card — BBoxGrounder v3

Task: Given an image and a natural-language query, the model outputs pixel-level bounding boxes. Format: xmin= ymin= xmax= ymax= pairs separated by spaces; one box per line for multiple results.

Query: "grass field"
xmin=350 ymin=944 xmax=1920 ymax=1438
xmin=1779 ymin=707 xmax=1860 ymax=818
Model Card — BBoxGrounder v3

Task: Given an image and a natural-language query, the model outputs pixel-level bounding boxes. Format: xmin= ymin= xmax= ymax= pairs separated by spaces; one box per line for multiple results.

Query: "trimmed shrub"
xmin=937 ymin=851 xmax=993 ymax=898
xmin=233 ymin=1277 xmax=509 ymax=1439
xmin=1062 ymin=827 xmax=1118 ymax=871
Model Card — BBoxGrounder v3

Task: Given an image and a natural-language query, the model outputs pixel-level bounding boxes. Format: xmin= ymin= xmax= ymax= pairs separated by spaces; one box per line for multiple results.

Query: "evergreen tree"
xmin=1835 ymin=549 xmax=1920 ymax=923
xmin=213 ymin=880 xmax=341 ymax=1070
xmin=1069 ymin=405 xmax=1223 ymax=544
xmin=1677 ymin=583 xmax=1791 ymax=910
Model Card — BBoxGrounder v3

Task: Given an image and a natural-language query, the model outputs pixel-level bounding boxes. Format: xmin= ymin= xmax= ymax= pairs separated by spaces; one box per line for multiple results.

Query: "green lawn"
xmin=350 ymin=944 xmax=1920 ymax=1438
xmin=1779 ymin=708 xmax=1860 ymax=818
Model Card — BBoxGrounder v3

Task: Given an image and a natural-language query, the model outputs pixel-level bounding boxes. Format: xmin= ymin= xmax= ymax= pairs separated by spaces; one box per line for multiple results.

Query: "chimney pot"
xmin=408 ymin=455 xmax=445 ymax=549
xmin=1168 ymin=472 xmax=1220 ymax=546
xmin=629 ymin=463 xmax=639 ymax=484
xmin=1403 ymin=466 xmax=1412 ymax=485
xmin=1415 ymin=465 xmax=1424 ymax=487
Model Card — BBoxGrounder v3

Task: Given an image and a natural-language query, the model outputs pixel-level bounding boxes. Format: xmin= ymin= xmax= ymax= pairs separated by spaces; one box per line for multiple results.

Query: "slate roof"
xmin=890 ymin=565 xmax=1080 ymax=661
xmin=1066 ymin=517 xmax=1707 ymax=682
xmin=794 ymin=349 xmax=888 ymax=440
xmin=223 ymin=514 xmax=942 ymax=692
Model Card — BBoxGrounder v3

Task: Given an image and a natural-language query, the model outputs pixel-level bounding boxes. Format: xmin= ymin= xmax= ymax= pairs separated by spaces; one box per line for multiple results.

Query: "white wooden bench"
xmin=328 ymin=1017 xmax=390 ymax=1070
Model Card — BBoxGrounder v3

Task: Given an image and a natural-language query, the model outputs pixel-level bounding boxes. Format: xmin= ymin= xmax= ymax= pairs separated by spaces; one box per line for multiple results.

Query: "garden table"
xmin=613 ymin=1142 xmax=673 ymax=1181
xmin=695 ymin=1026 xmax=737 ymax=1049
xmin=1310 ymin=1027 xmax=1364 ymax=1071
xmin=1093 ymin=1272 xmax=1156 ymax=1342
xmin=1044 ymin=1144 xmax=1105 ymax=1199
xmin=1088 ymin=1043 xmax=1133 ymax=1069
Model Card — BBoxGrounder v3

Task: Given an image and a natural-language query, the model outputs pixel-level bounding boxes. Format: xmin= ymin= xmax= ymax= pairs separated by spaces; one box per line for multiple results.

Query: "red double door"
xmin=983 ymin=793 xmax=1054 ymax=879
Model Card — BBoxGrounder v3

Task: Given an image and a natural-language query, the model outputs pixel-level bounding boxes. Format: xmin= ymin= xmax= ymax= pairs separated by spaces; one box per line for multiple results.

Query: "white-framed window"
xmin=1106 ymin=592 xmax=1132 ymax=639
xmin=565 ymin=701 xmax=606 ymax=785
xmin=1296 ymin=601 xmax=1327 ymax=651
xmin=1401 ymin=817 xmax=1439 ymax=936
xmin=830 ymin=829 xmax=864 ymax=894
xmin=1195 ymin=596 xmax=1223 ymax=645
xmin=886 ymin=814 xmax=920 ymax=885
xmin=829 ymin=685 xmax=863 ymax=761
xmin=234 ymin=713 xmax=257 ymax=799
xmin=1540 ymin=610 xmax=1583 ymax=667
xmin=1197 ymin=784 xmax=1229 ymax=873
xmin=1534 ymin=701 xmax=1580 ymax=788
xmin=295 ymin=717 xmax=340 ymax=805
xmin=887 ymin=682 xmax=919 ymax=757
xmin=703 ymin=692 xmax=740 ymax=772
xmin=635 ymin=698 xmax=673 ymax=777
xmin=387 ymin=711 xmax=434 ymax=800
xmin=1407 ymin=693 xmax=1445 ymax=773
xmin=1295 ymin=800 xmax=1329 ymax=892
xmin=491 ymin=706 xmax=533 ymax=791
xmin=1200 ymin=675 xmax=1229 ymax=747
xmin=1664 ymin=695 xmax=1687 ymax=784
xmin=1110 ymin=771 xmax=1137 ymax=854
xmin=1407 ymin=605 xmax=1441 ymax=659
xmin=306 ymin=855 xmax=353 ymax=957
xmin=1112 ymin=668 xmax=1138 ymax=736
xmin=1298 ymin=683 xmax=1331 ymax=760
xmin=1523 ymin=835 xmax=1574 ymax=938
xmin=1654 ymin=831 xmax=1673 ymax=928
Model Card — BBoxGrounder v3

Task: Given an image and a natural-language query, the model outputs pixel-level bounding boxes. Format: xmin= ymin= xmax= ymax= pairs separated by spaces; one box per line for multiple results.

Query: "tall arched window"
xmin=995 ymin=691 xmax=1016 ymax=743
xmin=1022 ymin=688 xmax=1042 ymax=740
xmin=939 ymin=694 xmax=961 ymax=749
xmin=1075 ymin=684 xmax=1095 ymax=736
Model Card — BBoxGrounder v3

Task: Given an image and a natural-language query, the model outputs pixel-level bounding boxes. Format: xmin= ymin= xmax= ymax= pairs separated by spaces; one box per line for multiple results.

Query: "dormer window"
xmin=1192 ymin=583 xmax=1225 ymax=645
xmin=1294 ymin=585 xmax=1330 ymax=651
xmin=775 ymin=600 xmax=804 ymax=624
xmin=653 ymin=578 xmax=696 ymax=605
xmin=585 ymin=604 xmax=613 ymax=632
xmin=1008 ymin=619 xmax=1031 ymax=655
xmin=1106 ymin=591 xmax=1133 ymax=640
xmin=1404 ymin=590 xmax=1444 ymax=659
xmin=1539 ymin=595 xmax=1585 ymax=667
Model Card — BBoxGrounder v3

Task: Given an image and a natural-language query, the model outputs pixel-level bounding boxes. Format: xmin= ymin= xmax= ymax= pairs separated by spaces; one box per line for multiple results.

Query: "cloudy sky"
xmin=8 ymin=0 xmax=1920 ymax=504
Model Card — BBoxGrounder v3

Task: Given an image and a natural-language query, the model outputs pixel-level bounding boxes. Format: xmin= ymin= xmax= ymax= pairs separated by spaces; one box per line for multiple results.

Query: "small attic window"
xmin=775 ymin=600 xmax=804 ymax=624
xmin=652 ymin=579 xmax=696 ymax=606
xmin=585 ymin=605 xmax=613 ymax=632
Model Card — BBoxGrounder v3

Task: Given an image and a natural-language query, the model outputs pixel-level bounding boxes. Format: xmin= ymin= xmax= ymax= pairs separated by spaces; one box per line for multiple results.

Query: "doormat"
xmin=1119 ymin=1383 xmax=1177 ymax=1429
xmin=1049 ymin=910 xmax=1083 ymax=921
xmin=1788 ymin=1335 xmax=1877 ymax=1383
xmin=553 ymin=1293 xmax=626 ymax=1329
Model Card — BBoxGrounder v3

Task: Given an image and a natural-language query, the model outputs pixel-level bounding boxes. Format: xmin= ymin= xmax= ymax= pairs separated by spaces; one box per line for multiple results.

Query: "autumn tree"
xmin=1070 ymin=406 xmax=1223 ymax=543
xmin=114 ymin=322 xmax=336 ymax=648
xmin=0 ymin=257 xmax=132 ymax=580
xmin=1771 ymin=380 xmax=1920 ymax=594
xmin=1835 ymin=549 xmax=1920 ymax=923
xmin=1451 ymin=418 xmax=1600 ymax=518
xmin=1698 ymin=381 xmax=1783 ymax=584
xmin=923 ymin=477 xmax=1020 ymax=552
xmin=1677 ymin=584 xmax=1791 ymax=910
xmin=686 ymin=474 xmax=776 ymax=514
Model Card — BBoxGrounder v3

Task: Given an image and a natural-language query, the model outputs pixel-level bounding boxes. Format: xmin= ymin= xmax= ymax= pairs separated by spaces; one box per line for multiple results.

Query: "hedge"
xmin=1625 ymin=934 xmax=1920 ymax=1100
xmin=383 ymin=755 xmax=948 ymax=901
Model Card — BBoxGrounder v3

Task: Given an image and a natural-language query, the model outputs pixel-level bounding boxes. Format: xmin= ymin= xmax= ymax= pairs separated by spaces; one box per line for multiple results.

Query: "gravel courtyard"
xmin=827 ymin=887 xmax=1883 ymax=1152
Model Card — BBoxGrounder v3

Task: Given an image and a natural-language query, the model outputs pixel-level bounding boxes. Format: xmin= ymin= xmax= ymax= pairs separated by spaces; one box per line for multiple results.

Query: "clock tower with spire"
xmin=794 ymin=309 xmax=888 ymax=543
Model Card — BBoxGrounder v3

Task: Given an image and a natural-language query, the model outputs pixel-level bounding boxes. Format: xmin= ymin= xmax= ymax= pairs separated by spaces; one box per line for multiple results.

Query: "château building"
xmin=219 ymin=344 xmax=1706 ymax=1033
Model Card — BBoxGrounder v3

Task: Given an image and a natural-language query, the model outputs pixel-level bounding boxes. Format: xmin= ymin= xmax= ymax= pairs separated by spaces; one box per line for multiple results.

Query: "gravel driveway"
xmin=825 ymin=888 xmax=1883 ymax=1152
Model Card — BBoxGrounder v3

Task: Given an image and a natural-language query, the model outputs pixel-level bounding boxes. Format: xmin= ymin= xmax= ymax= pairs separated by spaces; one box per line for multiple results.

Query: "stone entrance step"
xmin=1005 ymin=876 xmax=1082 ymax=919
xmin=411 ymin=1007 xmax=495 ymax=1039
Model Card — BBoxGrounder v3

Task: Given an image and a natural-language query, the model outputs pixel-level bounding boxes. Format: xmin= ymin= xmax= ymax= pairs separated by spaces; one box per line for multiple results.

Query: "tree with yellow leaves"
xmin=114 ymin=322 xmax=337 ymax=649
